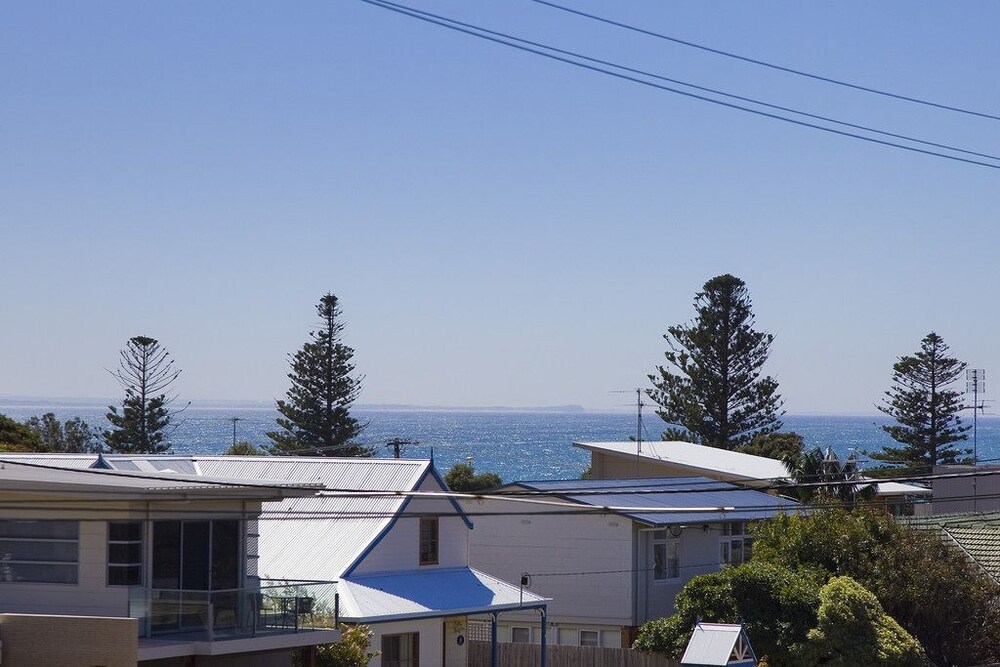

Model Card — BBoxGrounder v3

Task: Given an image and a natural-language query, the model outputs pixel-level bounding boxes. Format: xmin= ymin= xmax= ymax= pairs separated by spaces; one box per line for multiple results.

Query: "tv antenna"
xmin=966 ymin=369 xmax=986 ymax=463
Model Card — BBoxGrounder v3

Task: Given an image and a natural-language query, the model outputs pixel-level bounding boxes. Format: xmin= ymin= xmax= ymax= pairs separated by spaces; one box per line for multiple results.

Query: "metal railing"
xmin=129 ymin=579 xmax=338 ymax=640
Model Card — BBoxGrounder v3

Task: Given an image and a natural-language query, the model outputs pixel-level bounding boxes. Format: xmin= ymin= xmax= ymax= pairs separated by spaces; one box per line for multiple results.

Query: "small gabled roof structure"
xmin=681 ymin=622 xmax=757 ymax=667
xmin=498 ymin=477 xmax=800 ymax=526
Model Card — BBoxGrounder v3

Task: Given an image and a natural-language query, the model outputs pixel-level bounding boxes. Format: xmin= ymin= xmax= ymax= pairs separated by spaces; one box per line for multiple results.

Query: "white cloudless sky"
xmin=2 ymin=1 xmax=999 ymax=413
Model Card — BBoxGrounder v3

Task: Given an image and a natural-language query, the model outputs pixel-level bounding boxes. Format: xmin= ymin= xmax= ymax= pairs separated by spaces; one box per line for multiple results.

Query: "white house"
xmin=576 ymin=440 xmax=930 ymax=514
xmin=460 ymin=476 xmax=800 ymax=649
xmin=2 ymin=454 xmax=545 ymax=667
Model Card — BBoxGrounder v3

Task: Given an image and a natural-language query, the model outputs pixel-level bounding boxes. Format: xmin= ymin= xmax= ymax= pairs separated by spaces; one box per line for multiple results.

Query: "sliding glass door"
xmin=150 ymin=520 xmax=241 ymax=633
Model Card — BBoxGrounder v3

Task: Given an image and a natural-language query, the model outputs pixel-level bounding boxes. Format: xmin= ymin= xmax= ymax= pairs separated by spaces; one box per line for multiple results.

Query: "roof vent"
xmin=90 ymin=452 xmax=115 ymax=470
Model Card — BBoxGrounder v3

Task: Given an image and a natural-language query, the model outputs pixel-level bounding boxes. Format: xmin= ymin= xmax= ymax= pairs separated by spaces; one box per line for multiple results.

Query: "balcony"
xmin=130 ymin=579 xmax=340 ymax=661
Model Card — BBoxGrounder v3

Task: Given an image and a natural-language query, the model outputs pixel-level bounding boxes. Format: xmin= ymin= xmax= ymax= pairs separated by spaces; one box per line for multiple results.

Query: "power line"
xmin=357 ymin=0 xmax=1000 ymax=170
xmin=531 ymin=0 xmax=1000 ymax=123
xmin=362 ymin=0 xmax=1000 ymax=163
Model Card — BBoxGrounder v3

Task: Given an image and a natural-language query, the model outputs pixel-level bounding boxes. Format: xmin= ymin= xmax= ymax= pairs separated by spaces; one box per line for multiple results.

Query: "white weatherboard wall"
xmin=367 ymin=617 xmax=446 ymax=667
xmin=352 ymin=474 xmax=468 ymax=575
xmin=463 ymin=495 xmax=634 ymax=628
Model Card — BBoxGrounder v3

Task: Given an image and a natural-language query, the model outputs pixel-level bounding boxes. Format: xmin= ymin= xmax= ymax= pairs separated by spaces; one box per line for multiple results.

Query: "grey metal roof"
xmin=507 ymin=477 xmax=800 ymax=526
xmin=0 ymin=458 xmax=320 ymax=500
xmin=339 ymin=566 xmax=548 ymax=622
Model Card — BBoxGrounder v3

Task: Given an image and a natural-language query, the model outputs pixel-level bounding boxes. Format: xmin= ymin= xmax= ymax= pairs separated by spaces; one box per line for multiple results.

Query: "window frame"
xmin=510 ymin=626 xmax=531 ymax=643
xmin=107 ymin=520 xmax=144 ymax=587
xmin=382 ymin=632 xmax=420 ymax=667
xmin=579 ymin=629 xmax=600 ymax=647
xmin=0 ymin=520 xmax=80 ymax=585
xmin=418 ymin=517 xmax=438 ymax=566
xmin=651 ymin=530 xmax=680 ymax=581
xmin=720 ymin=521 xmax=753 ymax=566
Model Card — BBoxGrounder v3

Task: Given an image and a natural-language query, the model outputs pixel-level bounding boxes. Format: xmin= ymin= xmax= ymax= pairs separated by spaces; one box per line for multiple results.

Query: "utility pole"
xmin=230 ymin=417 xmax=242 ymax=447
xmin=386 ymin=438 xmax=418 ymax=459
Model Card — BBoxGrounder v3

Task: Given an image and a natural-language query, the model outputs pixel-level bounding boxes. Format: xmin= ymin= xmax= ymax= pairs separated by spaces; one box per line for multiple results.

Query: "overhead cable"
xmin=531 ymin=0 xmax=1000 ymax=123
xmin=360 ymin=0 xmax=1000 ymax=163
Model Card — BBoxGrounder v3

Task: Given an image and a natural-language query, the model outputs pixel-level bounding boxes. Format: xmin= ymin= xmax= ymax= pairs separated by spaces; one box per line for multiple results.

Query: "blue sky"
xmin=2 ymin=1 xmax=999 ymax=413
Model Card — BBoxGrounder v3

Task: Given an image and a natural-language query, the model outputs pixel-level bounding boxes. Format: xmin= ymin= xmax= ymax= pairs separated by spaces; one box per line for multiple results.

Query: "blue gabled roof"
xmin=504 ymin=477 xmax=800 ymax=527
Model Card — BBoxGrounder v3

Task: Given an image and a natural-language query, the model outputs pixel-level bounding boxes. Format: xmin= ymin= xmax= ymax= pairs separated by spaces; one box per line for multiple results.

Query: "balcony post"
xmin=490 ymin=611 xmax=499 ymax=667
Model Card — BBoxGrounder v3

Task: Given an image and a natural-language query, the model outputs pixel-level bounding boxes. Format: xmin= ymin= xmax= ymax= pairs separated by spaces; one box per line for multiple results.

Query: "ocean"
xmin=1 ymin=404 xmax=997 ymax=482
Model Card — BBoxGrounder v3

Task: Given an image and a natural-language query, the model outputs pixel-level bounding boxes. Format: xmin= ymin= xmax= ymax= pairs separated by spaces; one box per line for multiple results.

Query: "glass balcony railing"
xmin=129 ymin=579 xmax=339 ymax=641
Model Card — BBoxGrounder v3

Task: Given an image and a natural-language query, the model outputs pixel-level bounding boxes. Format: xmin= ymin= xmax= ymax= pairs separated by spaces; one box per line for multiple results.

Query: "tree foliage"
xmin=874 ymin=332 xmax=971 ymax=468
xmin=0 ymin=414 xmax=42 ymax=452
xmin=752 ymin=509 xmax=1000 ymax=666
xmin=104 ymin=336 xmax=185 ymax=454
xmin=780 ymin=447 xmax=876 ymax=507
xmin=224 ymin=440 xmax=265 ymax=456
xmin=444 ymin=462 xmax=502 ymax=491
xmin=633 ymin=561 xmax=825 ymax=666
xmin=636 ymin=509 xmax=1000 ymax=666
xmin=24 ymin=413 xmax=100 ymax=452
xmin=649 ymin=274 xmax=784 ymax=449
xmin=800 ymin=576 xmax=926 ymax=667
xmin=267 ymin=294 xmax=369 ymax=457
xmin=736 ymin=430 xmax=804 ymax=461
xmin=296 ymin=625 xmax=377 ymax=667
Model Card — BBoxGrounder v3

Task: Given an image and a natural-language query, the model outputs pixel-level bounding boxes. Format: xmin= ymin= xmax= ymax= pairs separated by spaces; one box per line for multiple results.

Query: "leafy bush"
xmin=799 ymin=576 xmax=926 ymax=666
xmin=296 ymin=625 xmax=377 ymax=667
xmin=633 ymin=561 xmax=824 ymax=666
xmin=752 ymin=508 xmax=1000 ymax=666
xmin=444 ymin=462 xmax=502 ymax=492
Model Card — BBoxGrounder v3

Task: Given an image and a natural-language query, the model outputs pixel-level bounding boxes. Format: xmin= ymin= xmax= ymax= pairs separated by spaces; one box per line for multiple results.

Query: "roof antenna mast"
xmin=636 ymin=388 xmax=644 ymax=454
xmin=966 ymin=369 xmax=986 ymax=463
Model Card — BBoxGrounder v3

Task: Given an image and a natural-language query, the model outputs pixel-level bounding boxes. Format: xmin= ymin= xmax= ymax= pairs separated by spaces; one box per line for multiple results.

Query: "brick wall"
xmin=0 ymin=613 xmax=138 ymax=667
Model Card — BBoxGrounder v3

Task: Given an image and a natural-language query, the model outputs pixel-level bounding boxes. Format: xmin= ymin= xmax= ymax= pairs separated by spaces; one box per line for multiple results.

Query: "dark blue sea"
xmin=2 ymin=404 xmax=998 ymax=482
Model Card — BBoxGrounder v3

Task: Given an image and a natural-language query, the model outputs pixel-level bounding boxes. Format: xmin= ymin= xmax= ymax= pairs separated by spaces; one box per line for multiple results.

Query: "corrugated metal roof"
xmin=141 ymin=456 xmax=429 ymax=579
xmin=339 ymin=567 xmax=548 ymax=622
xmin=575 ymin=441 xmax=788 ymax=480
xmin=510 ymin=477 xmax=800 ymax=526
xmin=0 ymin=459 xmax=319 ymax=499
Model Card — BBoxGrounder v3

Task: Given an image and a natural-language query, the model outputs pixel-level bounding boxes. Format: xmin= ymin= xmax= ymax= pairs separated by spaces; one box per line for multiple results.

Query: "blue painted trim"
xmin=341 ymin=462 xmax=474 ymax=577
xmin=342 ymin=493 xmax=414 ymax=578
xmin=427 ymin=463 xmax=475 ymax=530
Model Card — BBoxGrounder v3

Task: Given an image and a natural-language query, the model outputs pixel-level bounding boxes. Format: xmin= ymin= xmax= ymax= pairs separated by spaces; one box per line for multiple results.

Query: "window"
xmin=382 ymin=632 xmax=419 ymax=667
xmin=418 ymin=518 xmax=438 ymax=566
xmin=720 ymin=522 xmax=753 ymax=566
xmin=0 ymin=520 xmax=79 ymax=584
xmin=511 ymin=627 xmax=530 ymax=643
xmin=580 ymin=630 xmax=600 ymax=647
xmin=557 ymin=628 xmax=576 ymax=645
xmin=108 ymin=521 xmax=143 ymax=586
xmin=151 ymin=520 xmax=241 ymax=591
xmin=652 ymin=530 xmax=679 ymax=580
